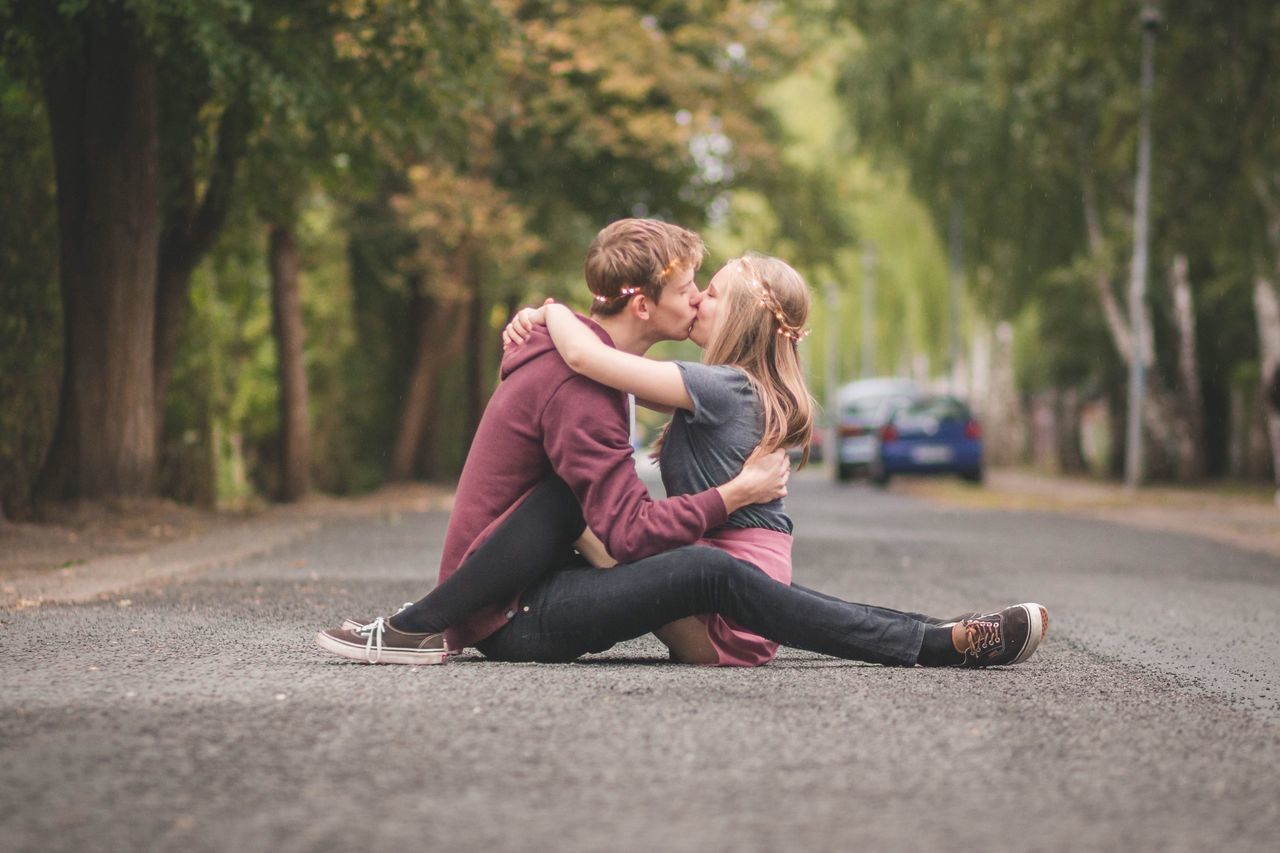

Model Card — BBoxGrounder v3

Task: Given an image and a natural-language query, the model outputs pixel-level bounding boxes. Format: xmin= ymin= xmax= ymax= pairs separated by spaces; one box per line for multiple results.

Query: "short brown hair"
xmin=584 ymin=219 xmax=705 ymax=316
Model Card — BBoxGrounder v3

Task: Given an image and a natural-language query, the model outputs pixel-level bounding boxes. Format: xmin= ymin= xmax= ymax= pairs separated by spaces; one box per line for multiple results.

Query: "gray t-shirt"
xmin=657 ymin=361 xmax=793 ymax=534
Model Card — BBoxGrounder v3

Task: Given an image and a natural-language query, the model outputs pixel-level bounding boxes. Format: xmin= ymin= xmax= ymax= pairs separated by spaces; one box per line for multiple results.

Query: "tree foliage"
xmin=0 ymin=0 xmax=800 ymax=511
xmin=837 ymin=0 xmax=1280 ymax=477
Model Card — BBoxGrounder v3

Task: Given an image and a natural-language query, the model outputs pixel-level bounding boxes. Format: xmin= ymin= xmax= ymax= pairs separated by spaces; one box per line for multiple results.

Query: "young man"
xmin=317 ymin=219 xmax=790 ymax=663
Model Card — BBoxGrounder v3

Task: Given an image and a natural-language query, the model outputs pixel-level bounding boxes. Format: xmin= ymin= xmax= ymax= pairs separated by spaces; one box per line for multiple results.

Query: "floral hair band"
xmin=592 ymin=286 xmax=640 ymax=304
xmin=737 ymin=257 xmax=811 ymax=343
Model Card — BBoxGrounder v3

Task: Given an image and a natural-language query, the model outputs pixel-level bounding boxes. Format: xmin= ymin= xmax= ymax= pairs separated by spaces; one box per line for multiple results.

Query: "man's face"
xmin=645 ymin=264 xmax=701 ymax=342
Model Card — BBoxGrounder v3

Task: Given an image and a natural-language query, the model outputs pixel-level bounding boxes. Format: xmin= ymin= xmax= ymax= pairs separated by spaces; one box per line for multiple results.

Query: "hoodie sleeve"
xmin=540 ymin=375 xmax=728 ymax=563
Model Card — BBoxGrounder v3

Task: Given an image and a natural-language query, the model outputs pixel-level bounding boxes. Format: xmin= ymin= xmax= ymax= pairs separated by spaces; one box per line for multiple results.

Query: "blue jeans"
xmin=476 ymin=545 xmax=928 ymax=666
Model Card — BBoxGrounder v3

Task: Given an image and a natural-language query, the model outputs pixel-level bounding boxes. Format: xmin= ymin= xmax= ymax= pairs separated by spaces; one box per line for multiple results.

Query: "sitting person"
xmin=316 ymin=227 xmax=1047 ymax=668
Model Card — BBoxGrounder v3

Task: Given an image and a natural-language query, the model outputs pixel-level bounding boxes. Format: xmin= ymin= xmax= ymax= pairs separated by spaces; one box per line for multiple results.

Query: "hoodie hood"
xmin=499 ymin=313 xmax=616 ymax=380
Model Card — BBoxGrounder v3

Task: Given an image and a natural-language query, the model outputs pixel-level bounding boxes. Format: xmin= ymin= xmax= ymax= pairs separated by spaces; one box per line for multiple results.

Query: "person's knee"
xmin=537 ymin=475 xmax=585 ymax=537
xmin=700 ymin=549 xmax=750 ymax=587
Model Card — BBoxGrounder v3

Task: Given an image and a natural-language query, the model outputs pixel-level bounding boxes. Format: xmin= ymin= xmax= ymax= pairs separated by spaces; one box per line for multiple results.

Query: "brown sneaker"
xmin=956 ymin=603 xmax=1048 ymax=667
xmin=316 ymin=617 xmax=447 ymax=665
xmin=929 ymin=611 xmax=981 ymax=627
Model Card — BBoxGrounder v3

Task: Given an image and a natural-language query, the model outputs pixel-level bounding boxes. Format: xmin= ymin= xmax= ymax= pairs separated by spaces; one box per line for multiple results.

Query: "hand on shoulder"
xmin=501 ymin=298 xmax=557 ymax=349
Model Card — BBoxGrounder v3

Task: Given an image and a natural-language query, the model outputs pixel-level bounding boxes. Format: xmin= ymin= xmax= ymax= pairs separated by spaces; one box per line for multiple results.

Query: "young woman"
xmin=317 ymin=254 xmax=1047 ymax=668
xmin=504 ymin=252 xmax=817 ymax=665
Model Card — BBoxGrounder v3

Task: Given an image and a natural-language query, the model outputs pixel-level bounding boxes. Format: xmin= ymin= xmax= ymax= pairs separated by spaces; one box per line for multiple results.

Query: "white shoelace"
xmin=356 ymin=617 xmax=387 ymax=663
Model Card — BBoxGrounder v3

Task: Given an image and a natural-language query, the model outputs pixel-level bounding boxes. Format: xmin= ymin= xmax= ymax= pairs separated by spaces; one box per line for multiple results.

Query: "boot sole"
xmin=315 ymin=631 xmax=448 ymax=665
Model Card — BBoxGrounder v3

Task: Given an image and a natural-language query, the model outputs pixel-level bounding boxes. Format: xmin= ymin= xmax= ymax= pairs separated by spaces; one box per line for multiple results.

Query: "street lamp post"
xmin=948 ymin=199 xmax=963 ymax=393
xmin=861 ymin=243 xmax=876 ymax=378
xmin=825 ymin=281 xmax=839 ymax=480
xmin=1125 ymin=4 xmax=1161 ymax=490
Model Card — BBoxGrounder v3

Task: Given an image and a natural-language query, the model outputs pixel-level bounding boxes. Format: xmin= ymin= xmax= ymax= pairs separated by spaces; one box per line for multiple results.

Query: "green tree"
xmin=837 ymin=0 xmax=1280 ymax=479
xmin=0 ymin=0 xmax=502 ymax=501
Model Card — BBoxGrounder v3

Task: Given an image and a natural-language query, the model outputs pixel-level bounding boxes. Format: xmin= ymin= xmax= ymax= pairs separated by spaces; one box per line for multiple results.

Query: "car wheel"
xmin=836 ymin=463 xmax=855 ymax=482
xmin=870 ymin=460 xmax=890 ymax=487
xmin=960 ymin=467 xmax=984 ymax=485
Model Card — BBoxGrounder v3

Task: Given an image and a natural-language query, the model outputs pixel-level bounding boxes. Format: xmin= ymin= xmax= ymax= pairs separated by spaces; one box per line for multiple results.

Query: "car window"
xmin=841 ymin=398 xmax=884 ymax=419
xmin=899 ymin=397 xmax=968 ymax=421
xmin=842 ymin=394 xmax=913 ymax=421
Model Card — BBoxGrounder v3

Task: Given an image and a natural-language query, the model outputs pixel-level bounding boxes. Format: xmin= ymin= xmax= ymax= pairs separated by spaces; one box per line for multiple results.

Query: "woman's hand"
xmin=501 ymin=298 xmax=555 ymax=348
xmin=574 ymin=527 xmax=618 ymax=569
xmin=715 ymin=446 xmax=791 ymax=514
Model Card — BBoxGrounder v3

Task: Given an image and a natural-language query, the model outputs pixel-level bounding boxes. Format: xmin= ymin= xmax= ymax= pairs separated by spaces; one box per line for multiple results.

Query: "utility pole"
xmin=1125 ymin=3 xmax=1161 ymax=490
xmin=824 ymin=281 xmax=839 ymax=479
xmin=861 ymin=243 xmax=876 ymax=378
xmin=947 ymin=198 xmax=963 ymax=393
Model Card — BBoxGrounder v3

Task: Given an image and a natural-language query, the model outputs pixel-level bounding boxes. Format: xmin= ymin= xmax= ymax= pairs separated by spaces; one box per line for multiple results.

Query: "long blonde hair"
xmin=706 ymin=253 xmax=815 ymax=465
xmin=655 ymin=253 xmax=814 ymax=461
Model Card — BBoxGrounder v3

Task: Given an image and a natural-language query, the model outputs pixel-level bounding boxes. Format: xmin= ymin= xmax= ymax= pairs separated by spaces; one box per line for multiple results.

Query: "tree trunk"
xmin=1228 ymin=384 xmax=1245 ymax=479
xmin=153 ymin=93 xmax=253 ymax=434
xmin=268 ymin=223 xmax=310 ymax=501
xmin=1252 ymin=277 xmax=1280 ymax=497
xmin=1082 ymin=179 xmax=1185 ymax=479
xmin=1249 ymin=384 xmax=1273 ymax=481
xmin=1029 ymin=391 xmax=1059 ymax=473
xmin=1167 ymin=254 xmax=1204 ymax=479
xmin=388 ymin=277 xmax=471 ymax=482
xmin=464 ymin=290 xmax=488 ymax=452
xmin=1056 ymin=388 xmax=1086 ymax=475
xmin=1107 ymin=391 xmax=1126 ymax=478
xmin=984 ymin=321 xmax=1025 ymax=465
xmin=36 ymin=7 xmax=160 ymax=500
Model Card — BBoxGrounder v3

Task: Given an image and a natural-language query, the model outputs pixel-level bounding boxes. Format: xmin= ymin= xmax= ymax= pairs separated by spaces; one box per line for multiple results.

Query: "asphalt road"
xmin=2 ymin=472 xmax=1278 ymax=852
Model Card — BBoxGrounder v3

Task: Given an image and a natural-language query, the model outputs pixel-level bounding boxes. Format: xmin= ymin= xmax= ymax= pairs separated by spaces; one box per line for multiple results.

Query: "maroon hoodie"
xmin=438 ymin=315 xmax=728 ymax=651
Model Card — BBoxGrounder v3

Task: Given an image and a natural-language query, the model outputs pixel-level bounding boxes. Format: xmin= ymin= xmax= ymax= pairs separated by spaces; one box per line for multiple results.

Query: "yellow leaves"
xmin=596 ymin=68 xmax=658 ymax=101
xmin=392 ymin=160 xmax=540 ymax=296
xmin=332 ymin=31 xmax=365 ymax=60
xmin=381 ymin=0 xmax=796 ymax=292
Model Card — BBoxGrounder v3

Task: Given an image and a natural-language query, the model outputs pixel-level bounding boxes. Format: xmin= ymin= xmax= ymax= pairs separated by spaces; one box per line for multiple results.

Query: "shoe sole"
xmin=1008 ymin=603 xmax=1048 ymax=665
xmin=314 ymin=631 xmax=447 ymax=665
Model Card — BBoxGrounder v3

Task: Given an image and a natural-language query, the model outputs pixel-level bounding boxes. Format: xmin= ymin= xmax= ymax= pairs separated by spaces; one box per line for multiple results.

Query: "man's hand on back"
xmin=716 ymin=446 xmax=790 ymax=514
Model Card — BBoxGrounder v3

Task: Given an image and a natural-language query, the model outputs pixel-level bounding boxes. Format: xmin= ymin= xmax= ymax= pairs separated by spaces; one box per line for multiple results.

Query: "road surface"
xmin=2 ymin=472 xmax=1277 ymax=852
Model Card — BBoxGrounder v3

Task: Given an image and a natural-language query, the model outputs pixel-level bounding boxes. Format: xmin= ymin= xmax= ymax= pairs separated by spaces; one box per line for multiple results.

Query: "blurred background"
xmin=2 ymin=0 xmax=1277 ymax=518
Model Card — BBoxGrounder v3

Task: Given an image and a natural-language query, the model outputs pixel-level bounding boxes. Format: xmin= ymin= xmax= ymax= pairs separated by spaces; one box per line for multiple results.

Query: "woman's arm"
xmin=636 ymin=399 xmax=675 ymax=414
xmin=510 ymin=302 xmax=695 ymax=412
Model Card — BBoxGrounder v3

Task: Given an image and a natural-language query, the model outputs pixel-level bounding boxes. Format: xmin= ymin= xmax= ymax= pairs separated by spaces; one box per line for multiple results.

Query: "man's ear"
xmin=631 ymin=293 xmax=654 ymax=320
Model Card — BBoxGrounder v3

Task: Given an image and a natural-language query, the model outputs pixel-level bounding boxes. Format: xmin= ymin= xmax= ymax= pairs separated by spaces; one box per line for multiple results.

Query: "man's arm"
xmin=541 ymin=377 xmax=786 ymax=563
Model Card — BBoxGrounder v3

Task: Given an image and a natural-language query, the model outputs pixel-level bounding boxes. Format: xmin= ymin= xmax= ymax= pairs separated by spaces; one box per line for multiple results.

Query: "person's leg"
xmin=477 ymin=546 xmax=928 ymax=666
xmin=389 ymin=476 xmax=585 ymax=634
xmin=788 ymin=582 xmax=969 ymax=625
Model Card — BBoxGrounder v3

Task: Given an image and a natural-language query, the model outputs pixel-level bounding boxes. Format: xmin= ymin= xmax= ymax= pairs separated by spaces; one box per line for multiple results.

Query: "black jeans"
xmin=467 ymin=486 xmax=930 ymax=665
xmin=392 ymin=471 xmax=930 ymax=665
xmin=391 ymin=477 xmax=586 ymax=635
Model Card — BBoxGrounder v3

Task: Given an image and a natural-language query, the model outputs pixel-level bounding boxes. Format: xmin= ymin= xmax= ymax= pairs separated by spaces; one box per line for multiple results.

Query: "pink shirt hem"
xmin=694 ymin=527 xmax=793 ymax=667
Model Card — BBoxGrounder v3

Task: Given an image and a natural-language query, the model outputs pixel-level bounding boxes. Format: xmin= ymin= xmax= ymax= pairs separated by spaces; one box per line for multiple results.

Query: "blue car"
xmin=834 ymin=378 xmax=919 ymax=481
xmin=871 ymin=395 xmax=983 ymax=485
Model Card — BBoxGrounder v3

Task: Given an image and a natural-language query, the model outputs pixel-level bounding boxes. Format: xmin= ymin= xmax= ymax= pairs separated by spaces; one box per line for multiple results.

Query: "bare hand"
xmin=732 ymin=445 xmax=791 ymax=505
xmin=501 ymin=298 xmax=555 ymax=349
xmin=574 ymin=527 xmax=618 ymax=569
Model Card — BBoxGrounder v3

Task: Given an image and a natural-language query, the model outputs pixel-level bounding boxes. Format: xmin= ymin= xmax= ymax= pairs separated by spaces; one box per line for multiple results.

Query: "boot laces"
xmin=962 ymin=617 xmax=1002 ymax=656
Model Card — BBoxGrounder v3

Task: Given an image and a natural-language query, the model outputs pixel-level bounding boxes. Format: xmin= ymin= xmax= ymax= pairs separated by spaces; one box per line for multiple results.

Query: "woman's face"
xmin=689 ymin=263 xmax=737 ymax=349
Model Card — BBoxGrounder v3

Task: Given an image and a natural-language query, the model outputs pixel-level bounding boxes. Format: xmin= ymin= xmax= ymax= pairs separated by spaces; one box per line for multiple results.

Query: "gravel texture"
xmin=2 ymin=475 xmax=1277 ymax=852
